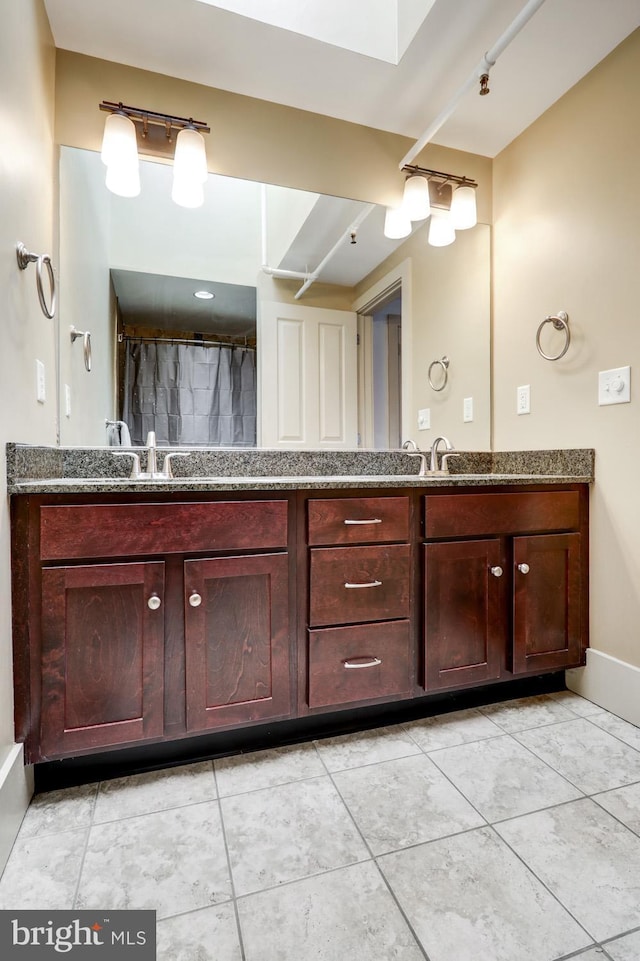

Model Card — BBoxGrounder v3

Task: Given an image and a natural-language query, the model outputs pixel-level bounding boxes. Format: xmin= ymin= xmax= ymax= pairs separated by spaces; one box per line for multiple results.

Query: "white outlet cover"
xmin=418 ymin=408 xmax=430 ymax=430
xmin=65 ymin=384 xmax=72 ymax=418
xmin=598 ymin=366 xmax=630 ymax=406
xmin=463 ymin=397 xmax=473 ymax=422
xmin=36 ymin=359 xmax=46 ymax=404
xmin=517 ymin=384 xmax=530 ymax=415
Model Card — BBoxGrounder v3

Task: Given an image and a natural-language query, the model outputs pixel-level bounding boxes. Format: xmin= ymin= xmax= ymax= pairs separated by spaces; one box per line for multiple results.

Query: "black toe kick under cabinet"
xmin=10 ymin=484 xmax=588 ymax=764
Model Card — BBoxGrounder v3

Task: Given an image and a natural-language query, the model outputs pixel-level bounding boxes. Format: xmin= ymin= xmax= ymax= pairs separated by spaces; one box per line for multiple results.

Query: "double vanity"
xmin=7 ymin=444 xmax=593 ymax=776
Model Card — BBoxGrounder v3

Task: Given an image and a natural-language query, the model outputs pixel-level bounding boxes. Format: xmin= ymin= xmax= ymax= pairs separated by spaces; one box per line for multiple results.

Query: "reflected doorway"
xmin=357 ymin=287 xmax=403 ymax=449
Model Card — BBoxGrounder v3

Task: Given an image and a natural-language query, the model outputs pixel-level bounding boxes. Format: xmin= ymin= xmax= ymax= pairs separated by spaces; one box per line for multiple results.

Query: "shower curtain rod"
xmin=122 ymin=334 xmax=256 ymax=351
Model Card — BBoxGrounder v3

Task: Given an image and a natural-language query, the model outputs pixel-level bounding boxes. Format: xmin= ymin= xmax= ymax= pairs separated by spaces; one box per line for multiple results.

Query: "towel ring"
xmin=70 ymin=326 xmax=92 ymax=372
xmin=428 ymin=356 xmax=450 ymax=391
xmin=536 ymin=311 xmax=570 ymax=361
xmin=16 ymin=242 xmax=57 ymax=319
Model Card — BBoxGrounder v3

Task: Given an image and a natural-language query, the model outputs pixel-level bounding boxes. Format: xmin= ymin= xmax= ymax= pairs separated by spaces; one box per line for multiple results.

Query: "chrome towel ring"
xmin=70 ymin=326 xmax=92 ymax=372
xmin=536 ymin=311 xmax=570 ymax=361
xmin=16 ymin=242 xmax=57 ymax=319
xmin=428 ymin=356 xmax=450 ymax=391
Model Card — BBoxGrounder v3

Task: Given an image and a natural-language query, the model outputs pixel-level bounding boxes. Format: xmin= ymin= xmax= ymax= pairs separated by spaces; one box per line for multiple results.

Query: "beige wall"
xmin=0 ymin=0 xmax=56 ymax=865
xmin=493 ymin=28 xmax=640 ymax=667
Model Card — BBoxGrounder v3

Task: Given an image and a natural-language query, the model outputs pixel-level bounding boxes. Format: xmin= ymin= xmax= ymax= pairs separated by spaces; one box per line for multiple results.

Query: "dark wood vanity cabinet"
xmin=423 ymin=490 xmax=587 ymax=691
xmin=11 ymin=483 xmax=589 ymax=766
xmin=12 ymin=496 xmax=292 ymax=763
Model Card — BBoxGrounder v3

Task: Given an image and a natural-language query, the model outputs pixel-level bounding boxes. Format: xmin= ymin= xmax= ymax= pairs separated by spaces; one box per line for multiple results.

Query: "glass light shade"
xmin=402 ymin=175 xmax=431 ymax=221
xmin=428 ymin=210 xmax=456 ymax=247
xmin=104 ymin=159 xmax=140 ymax=198
xmin=101 ymin=113 xmax=138 ymax=168
xmin=173 ymin=127 xmax=208 ymax=184
xmin=450 ymin=184 xmax=477 ymax=229
xmin=171 ymin=174 xmax=205 ymax=209
xmin=383 ymin=206 xmax=412 ymax=240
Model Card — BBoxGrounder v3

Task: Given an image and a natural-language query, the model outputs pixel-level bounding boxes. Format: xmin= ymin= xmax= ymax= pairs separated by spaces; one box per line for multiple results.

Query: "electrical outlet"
xmin=598 ymin=366 xmax=630 ymax=406
xmin=463 ymin=397 xmax=473 ymax=422
xmin=65 ymin=384 xmax=72 ymax=418
xmin=517 ymin=384 xmax=530 ymax=415
xmin=36 ymin=360 xmax=46 ymax=404
xmin=417 ymin=408 xmax=430 ymax=430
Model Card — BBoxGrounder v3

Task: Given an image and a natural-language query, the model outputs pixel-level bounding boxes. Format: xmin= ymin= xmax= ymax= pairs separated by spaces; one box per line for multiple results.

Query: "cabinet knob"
xmin=147 ymin=594 xmax=162 ymax=610
xmin=189 ymin=592 xmax=203 ymax=607
xmin=517 ymin=563 xmax=530 ymax=574
xmin=490 ymin=566 xmax=503 ymax=577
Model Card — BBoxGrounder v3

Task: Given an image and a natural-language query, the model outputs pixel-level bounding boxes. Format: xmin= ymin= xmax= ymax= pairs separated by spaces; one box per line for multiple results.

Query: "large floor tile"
xmin=221 ymin=775 xmax=368 ymax=895
xmin=478 ymin=694 xmax=575 ymax=732
xmin=157 ymin=903 xmax=242 ymax=961
xmin=549 ymin=690 xmax=606 ymax=717
xmin=0 ymin=829 xmax=87 ymax=909
xmin=594 ymin=781 xmax=640 ymax=835
xmin=587 ymin=711 xmax=640 ymax=752
xmin=605 ymin=930 xmax=640 ymax=961
xmin=76 ymin=801 xmax=231 ymax=919
xmin=379 ymin=827 xmax=590 ymax=961
xmin=18 ymin=783 xmax=97 ymax=838
xmin=313 ymin=725 xmax=420 ymax=772
xmin=93 ymin=761 xmax=216 ymax=823
xmin=215 ymin=742 xmax=324 ymax=797
xmin=515 ymin=718 xmax=640 ymax=794
xmin=496 ymin=798 xmax=640 ymax=942
xmin=430 ymin=734 xmax=582 ymax=822
xmin=403 ymin=707 xmax=502 ymax=752
xmin=237 ymin=861 xmax=425 ymax=961
xmin=333 ymin=753 xmax=484 ymax=854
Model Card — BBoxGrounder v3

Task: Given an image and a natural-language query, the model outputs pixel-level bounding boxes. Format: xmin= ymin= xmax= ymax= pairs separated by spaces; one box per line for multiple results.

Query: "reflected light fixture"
xmin=99 ymin=101 xmax=211 ymax=207
xmin=383 ymin=205 xmax=412 ymax=239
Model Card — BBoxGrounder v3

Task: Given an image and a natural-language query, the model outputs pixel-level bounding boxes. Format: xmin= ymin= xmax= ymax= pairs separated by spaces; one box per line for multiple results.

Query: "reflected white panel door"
xmin=259 ymin=301 xmax=357 ymax=447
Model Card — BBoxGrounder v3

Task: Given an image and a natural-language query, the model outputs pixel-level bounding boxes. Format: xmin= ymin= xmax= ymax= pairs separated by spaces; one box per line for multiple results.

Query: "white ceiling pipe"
xmin=294 ymin=203 xmax=377 ymax=300
xmin=262 ymin=266 xmax=310 ymax=280
xmin=399 ymin=0 xmax=548 ymax=169
xmin=260 ymin=181 xmax=311 ymax=281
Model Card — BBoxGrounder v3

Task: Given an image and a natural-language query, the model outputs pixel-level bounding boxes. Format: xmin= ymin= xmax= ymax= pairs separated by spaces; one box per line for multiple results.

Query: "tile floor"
xmin=3 ymin=691 xmax=640 ymax=960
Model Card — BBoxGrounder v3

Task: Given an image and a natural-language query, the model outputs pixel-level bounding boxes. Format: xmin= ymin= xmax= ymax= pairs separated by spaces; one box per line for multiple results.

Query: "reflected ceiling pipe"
xmin=259 ymin=184 xmax=310 ymax=281
xmin=294 ymin=203 xmax=376 ymax=300
xmin=399 ymin=0 xmax=548 ymax=169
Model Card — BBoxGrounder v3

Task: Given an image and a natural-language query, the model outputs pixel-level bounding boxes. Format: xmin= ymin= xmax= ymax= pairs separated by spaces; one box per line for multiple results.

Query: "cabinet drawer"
xmin=308 ymin=621 xmax=412 ymax=708
xmin=40 ymin=500 xmax=288 ymax=560
xmin=309 ymin=544 xmax=410 ymax=626
xmin=425 ymin=491 xmax=580 ymax=539
xmin=308 ymin=496 xmax=409 ymax=545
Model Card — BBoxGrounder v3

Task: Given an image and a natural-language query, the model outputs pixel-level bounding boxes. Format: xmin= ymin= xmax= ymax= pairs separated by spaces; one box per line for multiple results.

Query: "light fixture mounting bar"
xmin=99 ymin=101 xmax=210 ymax=135
xmin=402 ymin=165 xmax=477 ymax=189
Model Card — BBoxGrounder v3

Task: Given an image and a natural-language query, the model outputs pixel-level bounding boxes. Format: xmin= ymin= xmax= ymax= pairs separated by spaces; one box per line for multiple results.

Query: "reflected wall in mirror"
xmin=58 ymin=146 xmax=490 ymax=451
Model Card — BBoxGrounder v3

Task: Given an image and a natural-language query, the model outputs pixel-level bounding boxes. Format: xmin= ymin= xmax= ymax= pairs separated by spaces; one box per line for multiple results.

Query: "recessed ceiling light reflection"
xmin=194 ymin=290 xmax=215 ymax=300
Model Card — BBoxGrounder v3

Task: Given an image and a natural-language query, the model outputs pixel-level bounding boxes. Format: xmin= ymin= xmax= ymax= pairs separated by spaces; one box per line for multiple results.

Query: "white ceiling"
xmin=45 ymin=0 xmax=640 ymax=158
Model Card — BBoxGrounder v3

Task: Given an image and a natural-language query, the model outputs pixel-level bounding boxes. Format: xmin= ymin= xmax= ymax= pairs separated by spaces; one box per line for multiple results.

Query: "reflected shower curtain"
xmin=123 ymin=341 xmax=257 ymax=446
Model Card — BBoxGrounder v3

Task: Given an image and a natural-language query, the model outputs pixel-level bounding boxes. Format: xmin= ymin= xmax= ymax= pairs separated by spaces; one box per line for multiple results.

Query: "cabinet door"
xmin=40 ymin=562 xmax=165 ymax=759
xmin=184 ymin=553 xmax=291 ymax=732
xmin=512 ymin=533 xmax=582 ymax=673
xmin=424 ymin=540 xmax=504 ymax=690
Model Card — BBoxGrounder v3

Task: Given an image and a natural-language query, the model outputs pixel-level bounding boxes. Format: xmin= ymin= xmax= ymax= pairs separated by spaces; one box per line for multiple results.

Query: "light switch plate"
xmin=598 ymin=366 xmax=630 ymax=406
xmin=418 ymin=408 xmax=430 ymax=430
xmin=463 ymin=397 xmax=473 ymax=422
xmin=36 ymin=360 xmax=46 ymax=404
xmin=517 ymin=384 xmax=530 ymax=415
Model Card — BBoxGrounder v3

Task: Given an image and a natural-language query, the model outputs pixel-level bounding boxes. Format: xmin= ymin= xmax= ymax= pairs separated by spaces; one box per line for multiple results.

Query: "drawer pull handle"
xmin=517 ymin=563 xmax=530 ymax=575
xmin=343 ymin=518 xmax=382 ymax=525
xmin=189 ymin=592 xmax=203 ymax=607
xmin=147 ymin=594 xmax=162 ymax=611
xmin=490 ymin=566 xmax=503 ymax=578
xmin=344 ymin=580 xmax=383 ymax=589
xmin=343 ymin=657 xmax=382 ymax=670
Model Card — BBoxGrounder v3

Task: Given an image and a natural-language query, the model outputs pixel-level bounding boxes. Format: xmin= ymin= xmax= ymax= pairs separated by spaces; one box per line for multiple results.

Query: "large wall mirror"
xmin=57 ymin=146 xmax=490 ymax=451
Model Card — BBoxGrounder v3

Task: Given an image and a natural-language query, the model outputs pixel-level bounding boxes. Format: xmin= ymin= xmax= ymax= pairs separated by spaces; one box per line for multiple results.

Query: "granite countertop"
xmin=6 ymin=444 xmax=594 ymax=494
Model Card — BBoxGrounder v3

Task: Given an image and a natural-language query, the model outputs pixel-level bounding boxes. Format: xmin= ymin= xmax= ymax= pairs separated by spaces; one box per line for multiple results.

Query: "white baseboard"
xmin=0 ymin=744 xmax=33 ymax=875
xmin=566 ymin=649 xmax=640 ymax=726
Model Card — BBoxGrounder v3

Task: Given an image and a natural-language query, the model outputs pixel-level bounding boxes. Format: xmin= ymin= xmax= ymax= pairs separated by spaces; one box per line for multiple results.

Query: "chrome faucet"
xmin=429 ymin=435 xmax=460 ymax=474
xmin=401 ymin=439 xmax=429 ymax=476
xmin=145 ymin=431 xmax=158 ymax=476
xmin=112 ymin=431 xmax=191 ymax=480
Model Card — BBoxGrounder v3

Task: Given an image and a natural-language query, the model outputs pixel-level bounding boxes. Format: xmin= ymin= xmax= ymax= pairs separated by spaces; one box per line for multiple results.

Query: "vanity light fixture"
xmin=396 ymin=164 xmax=478 ymax=246
xmin=99 ymin=101 xmax=211 ymax=207
xmin=428 ymin=209 xmax=456 ymax=247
